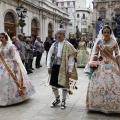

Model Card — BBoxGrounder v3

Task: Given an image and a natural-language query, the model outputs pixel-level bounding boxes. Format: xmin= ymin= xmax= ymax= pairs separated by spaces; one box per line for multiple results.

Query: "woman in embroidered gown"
xmin=86 ymin=26 xmax=120 ymax=113
xmin=0 ymin=33 xmax=35 ymax=106
xmin=77 ymin=37 xmax=89 ymax=67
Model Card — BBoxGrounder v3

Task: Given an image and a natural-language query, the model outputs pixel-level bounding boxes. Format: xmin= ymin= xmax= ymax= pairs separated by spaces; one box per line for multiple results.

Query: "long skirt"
xmin=50 ymin=65 xmax=64 ymax=88
xmin=0 ymin=61 xmax=35 ymax=106
xmin=86 ymin=59 xmax=120 ymax=113
xmin=77 ymin=50 xmax=89 ymax=67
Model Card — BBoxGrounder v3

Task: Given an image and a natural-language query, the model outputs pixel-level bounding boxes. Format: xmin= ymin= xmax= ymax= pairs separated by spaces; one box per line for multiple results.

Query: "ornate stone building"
xmin=56 ymin=0 xmax=88 ymax=37
xmin=0 ymin=0 xmax=69 ymax=40
xmin=56 ymin=0 xmax=76 ymax=36
xmin=76 ymin=8 xmax=93 ymax=39
xmin=92 ymin=0 xmax=120 ymax=39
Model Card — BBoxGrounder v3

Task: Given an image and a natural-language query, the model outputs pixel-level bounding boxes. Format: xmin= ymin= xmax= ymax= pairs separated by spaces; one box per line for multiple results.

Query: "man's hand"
xmin=48 ymin=68 xmax=51 ymax=74
xmin=67 ymin=72 xmax=71 ymax=78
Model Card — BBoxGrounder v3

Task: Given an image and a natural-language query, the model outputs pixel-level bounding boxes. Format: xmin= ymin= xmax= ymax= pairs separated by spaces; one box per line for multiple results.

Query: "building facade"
xmin=92 ymin=0 xmax=120 ymax=39
xmin=56 ymin=0 xmax=76 ymax=37
xmin=0 ymin=0 xmax=69 ymax=41
xmin=76 ymin=8 xmax=93 ymax=39
xmin=56 ymin=0 xmax=93 ymax=39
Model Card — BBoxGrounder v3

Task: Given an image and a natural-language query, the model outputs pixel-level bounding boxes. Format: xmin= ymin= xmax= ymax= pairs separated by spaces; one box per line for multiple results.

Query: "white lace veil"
xmin=3 ymin=33 xmax=27 ymax=74
xmin=90 ymin=25 xmax=117 ymax=61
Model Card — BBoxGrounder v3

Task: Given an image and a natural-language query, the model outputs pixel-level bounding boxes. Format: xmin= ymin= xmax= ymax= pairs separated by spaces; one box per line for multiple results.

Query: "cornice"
xmin=0 ymin=0 xmax=69 ymax=20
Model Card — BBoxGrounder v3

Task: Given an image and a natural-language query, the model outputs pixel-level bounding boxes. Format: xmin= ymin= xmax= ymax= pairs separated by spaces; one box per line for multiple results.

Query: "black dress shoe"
xmin=39 ymin=65 xmax=42 ymax=67
xmin=31 ymin=68 xmax=34 ymax=70
xmin=28 ymin=70 xmax=33 ymax=73
xmin=36 ymin=66 xmax=40 ymax=68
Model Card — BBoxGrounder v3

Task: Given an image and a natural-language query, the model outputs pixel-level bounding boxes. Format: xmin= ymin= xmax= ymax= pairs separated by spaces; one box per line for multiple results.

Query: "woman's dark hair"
xmin=0 ymin=33 xmax=8 ymax=41
xmin=102 ymin=26 xmax=112 ymax=35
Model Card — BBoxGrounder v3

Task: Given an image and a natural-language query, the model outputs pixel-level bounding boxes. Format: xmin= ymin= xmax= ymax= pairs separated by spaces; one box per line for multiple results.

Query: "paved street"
xmin=0 ymin=52 xmax=119 ymax=120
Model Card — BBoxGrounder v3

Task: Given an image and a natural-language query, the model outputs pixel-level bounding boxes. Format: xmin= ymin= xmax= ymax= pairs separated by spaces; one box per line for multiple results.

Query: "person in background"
xmin=44 ymin=37 xmax=52 ymax=62
xmin=69 ymin=37 xmax=77 ymax=49
xmin=18 ymin=33 xmax=26 ymax=64
xmin=34 ymin=36 xmax=42 ymax=68
xmin=77 ymin=36 xmax=89 ymax=68
xmin=12 ymin=36 xmax=22 ymax=60
xmin=25 ymin=38 xmax=33 ymax=74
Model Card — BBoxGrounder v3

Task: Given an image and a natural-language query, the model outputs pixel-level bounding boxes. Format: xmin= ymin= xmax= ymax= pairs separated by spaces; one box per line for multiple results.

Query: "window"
xmin=70 ymin=2 xmax=73 ymax=7
xmin=81 ymin=28 xmax=87 ymax=33
xmin=99 ymin=7 xmax=106 ymax=19
xmin=4 ymin=12 xmax=15 ymax=23
xmin=69 ymin=23 xmax=72 ymax=26
xmin=31 ymin=19 xmax=38 ymax=27
xmin=84 ymin=21 xmax=87 ymax=25
xmin=77 ymin=14 xmax=79 ymax=18
xmin=82 ymin=21 xmax=87 ymax=25
xmin=83 ymin=14 xmax=85 ymax=19
xmin=58 ymin=2 xmax=61 ymax=7
xmin=68 ymin=8 xmax=75 ymax=13
xmin=48 ymin=23 xmax=52 ymax=30
xmin=77 ymin=21 xmax=79 ymax=26
xmin=99 ymin=11 xmax=106 ymax=19
xmin=64 ymin=2 xmax=67 ymax=7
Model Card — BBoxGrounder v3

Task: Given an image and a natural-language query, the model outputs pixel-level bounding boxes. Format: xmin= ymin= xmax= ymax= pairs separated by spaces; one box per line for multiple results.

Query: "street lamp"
xmin=59 ymin=20 xmax=63 ymax=28
xmin=16 ymin=5 xmax=27 ymax=33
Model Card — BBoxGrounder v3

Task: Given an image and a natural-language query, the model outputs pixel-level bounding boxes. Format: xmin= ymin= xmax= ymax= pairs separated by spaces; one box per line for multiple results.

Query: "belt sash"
xmin=0 ymin=54 xmax=26 ymax=100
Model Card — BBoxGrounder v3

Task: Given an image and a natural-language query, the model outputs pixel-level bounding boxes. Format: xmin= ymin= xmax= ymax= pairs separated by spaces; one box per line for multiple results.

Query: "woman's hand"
xmin=14 ymin=68 xmax=18 ymax=74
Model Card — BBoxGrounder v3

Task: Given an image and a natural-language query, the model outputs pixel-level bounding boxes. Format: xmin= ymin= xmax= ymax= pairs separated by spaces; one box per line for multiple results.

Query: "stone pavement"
xmin=0 ymin=53 xmax=119 ymax=120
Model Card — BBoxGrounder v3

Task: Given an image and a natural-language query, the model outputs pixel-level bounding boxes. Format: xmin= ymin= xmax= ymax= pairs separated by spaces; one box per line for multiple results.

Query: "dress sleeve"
xmin=114 ymin=42 xmax=119 ymax=56
xmin=9 ymin=45 xmax=18 ymax=61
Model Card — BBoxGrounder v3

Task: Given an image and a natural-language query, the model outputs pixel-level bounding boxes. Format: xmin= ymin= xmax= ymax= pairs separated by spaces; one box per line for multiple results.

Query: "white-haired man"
xmin=47 ymin=28 xmax=78 ymax=109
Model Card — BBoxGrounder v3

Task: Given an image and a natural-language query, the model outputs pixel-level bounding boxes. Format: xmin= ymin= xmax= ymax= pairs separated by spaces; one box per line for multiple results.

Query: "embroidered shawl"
xmin=58 ymin=40 xmax=78 ymax=88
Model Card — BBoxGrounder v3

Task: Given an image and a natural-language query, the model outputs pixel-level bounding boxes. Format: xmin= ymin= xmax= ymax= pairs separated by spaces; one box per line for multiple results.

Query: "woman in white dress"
xmin=86 ymin=26 xmax=120 ymax=113
xmin=0 ymin=33 xmax=35 ymax=106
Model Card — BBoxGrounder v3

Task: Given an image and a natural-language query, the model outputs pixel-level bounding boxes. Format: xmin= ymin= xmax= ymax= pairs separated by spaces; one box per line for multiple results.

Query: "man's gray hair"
xmin=56 ymin=28 xmax=66 ymax=36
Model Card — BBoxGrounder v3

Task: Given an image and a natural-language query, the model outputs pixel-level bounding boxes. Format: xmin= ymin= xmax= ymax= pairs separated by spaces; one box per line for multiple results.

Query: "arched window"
xmin=48 ymin=23 xmax=52 ymax=30
xmin=99 ymin=7 xmax=106 ymax=19
xmin=77 ymin=14 xmax=79 ymax=18
xmin=31 ymin=19 xmax=38 ymax=27
xmin=4 ymin=12 xmax=16 ymax=38
xmin=83 ymin=14 xmax=85 ymax=19
xmin=31 ymin=19 xmax=39 ymax=38
xmin=4 ymin=12 xmax=15 ymax=23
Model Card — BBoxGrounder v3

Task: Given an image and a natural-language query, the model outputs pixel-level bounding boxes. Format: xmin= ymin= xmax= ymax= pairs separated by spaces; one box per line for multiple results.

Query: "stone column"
xmin=42 ymin=14 xmax=47 ymax=41
xmin=40 ymin=13 xmax=43 ymax=40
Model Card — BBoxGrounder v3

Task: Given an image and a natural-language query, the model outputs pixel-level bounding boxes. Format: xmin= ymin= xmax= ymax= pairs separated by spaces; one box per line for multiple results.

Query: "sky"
xmin=86 ymin=0 xmax=93 ymax=8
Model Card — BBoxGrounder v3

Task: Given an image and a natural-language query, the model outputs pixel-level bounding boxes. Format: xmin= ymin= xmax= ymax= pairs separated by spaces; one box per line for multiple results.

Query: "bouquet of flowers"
xmin=86 ymin=55 xmax=99 ymax=79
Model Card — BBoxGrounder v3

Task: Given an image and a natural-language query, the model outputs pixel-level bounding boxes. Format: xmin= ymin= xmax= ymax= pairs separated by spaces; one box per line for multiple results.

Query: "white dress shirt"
xmin=47 ymin=40 xmax=75 ymax=72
